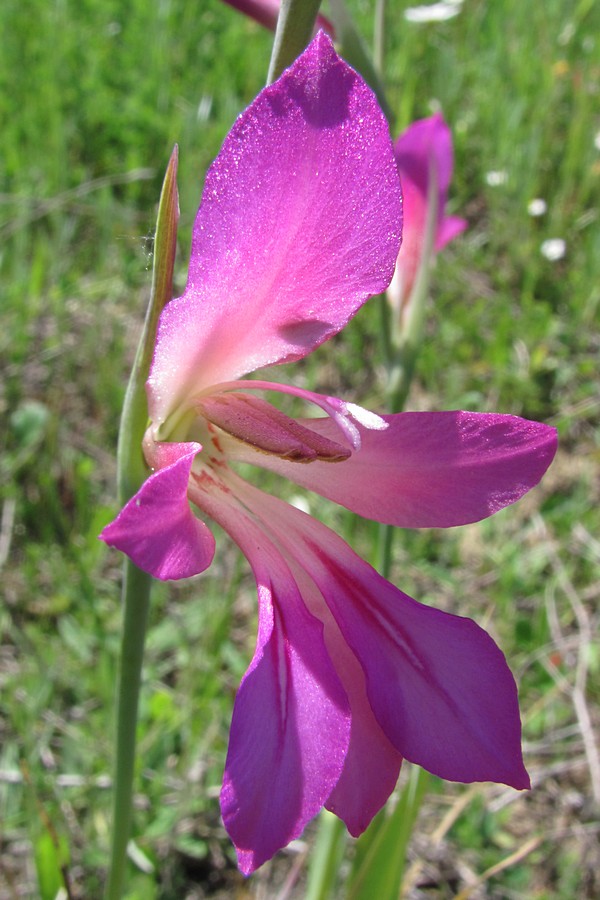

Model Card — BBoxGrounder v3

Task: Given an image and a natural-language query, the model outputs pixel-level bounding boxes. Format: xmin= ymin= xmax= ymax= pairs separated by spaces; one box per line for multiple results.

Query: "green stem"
xmin=104 ymin=562 xmax=152 ymax=900
xmin=378 ymin=293 xmax=393 ymax=369
xmin=374 ymin=0 xmax=386 ymax=76
xmin=348 ymin=765 xmax=429 ymax=899
xmin=385 ymin=342 xmax=418 ymax=417
xmin=267 ymin=0 xmax=323 ymax=83
xmin=378 ymin=334 xmax=418 ymax=577
xmin=377 ymin=521 xmax=395 ymax=580
xmin=328 ymin=0 xmax=394 ymax=126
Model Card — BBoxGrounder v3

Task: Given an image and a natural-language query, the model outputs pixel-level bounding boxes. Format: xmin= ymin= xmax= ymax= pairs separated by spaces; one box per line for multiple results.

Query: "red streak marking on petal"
xmin=207 ymin=422 xmax=225 ymax=454
xmin=190 ymin=468 xmax=233 ymax=494
xmin=273 ymin=607 xmax=290 ymax=736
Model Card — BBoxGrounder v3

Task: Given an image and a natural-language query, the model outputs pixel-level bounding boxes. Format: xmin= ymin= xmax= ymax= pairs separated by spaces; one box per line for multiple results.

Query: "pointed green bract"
xmin=117 ymin=146 xmax=180 ymax=505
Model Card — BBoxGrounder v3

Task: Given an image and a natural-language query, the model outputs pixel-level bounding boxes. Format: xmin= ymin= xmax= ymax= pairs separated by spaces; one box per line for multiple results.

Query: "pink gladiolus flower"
xmin=221 ymin=0 xmax=335 ymax=38
xmin=387 ymin=113 xmax=467 ymax=333
xmin=101 ymin=34 xmax=557 ymax=874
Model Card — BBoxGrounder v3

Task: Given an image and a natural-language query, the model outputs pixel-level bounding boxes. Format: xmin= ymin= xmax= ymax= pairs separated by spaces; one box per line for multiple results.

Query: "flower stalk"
xmin=374 ymin=0 xmax=386 ymax=75
xmin=328 ymin=0 xmax=393 ymax=123
xmin=105 ymin=149 xmax=179 ymax=899
xmin=267 ymin=0 xmax=323 ymax=82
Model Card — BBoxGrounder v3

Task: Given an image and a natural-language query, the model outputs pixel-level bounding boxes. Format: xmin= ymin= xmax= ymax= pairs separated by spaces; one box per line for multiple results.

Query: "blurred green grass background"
xmin=1 ymin=0 xmax=599 ymax=897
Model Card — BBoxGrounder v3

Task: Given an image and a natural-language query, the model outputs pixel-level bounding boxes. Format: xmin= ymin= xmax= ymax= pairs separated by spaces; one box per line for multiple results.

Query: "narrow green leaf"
xmin=34 ymin=830 xmax=69 ymax=900
xmin=348 ymin=767 xmax=429 ymax=900
xmin=305 ymin=810 xmax=348 ymax=900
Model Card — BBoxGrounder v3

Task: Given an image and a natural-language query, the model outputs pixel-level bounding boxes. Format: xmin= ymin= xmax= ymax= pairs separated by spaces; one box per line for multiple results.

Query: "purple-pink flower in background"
xmin=101 ymin=34 xmax=557 ymax=874
xmin=221 ymin=0 xmax=335 ymax=37
xmin=387 ymin=113 xmax=467 ymax=333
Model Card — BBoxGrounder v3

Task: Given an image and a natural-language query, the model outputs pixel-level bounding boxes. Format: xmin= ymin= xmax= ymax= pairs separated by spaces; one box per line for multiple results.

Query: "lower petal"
xmin=221 ymin=600 xmax=351 ymax=874
xmin=324 ymin=641 xmax=403 ymax=835
xmin=309 ymin=532 xmax=530 ymax=788
xmin=234 ymin=481 xmax=530 ymax=791
xmin=288 ymin=564 xmax=403 ymax=836
xmin=199 ymin=489 xmax=351 ymax=874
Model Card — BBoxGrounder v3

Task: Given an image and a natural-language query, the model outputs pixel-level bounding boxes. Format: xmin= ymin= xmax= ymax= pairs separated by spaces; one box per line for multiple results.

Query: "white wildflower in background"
xmin=541 ymin=238 xmax=566 ymax=261
xmin=528 ymin=198 xmax=547 ymax=217
xmin=405 ymin=1 xmax=463 ymax=23
xmin=486 ymin=170 xmax=508 ymax=186
xmin=558 ymin=21 xmax=575 ymax=45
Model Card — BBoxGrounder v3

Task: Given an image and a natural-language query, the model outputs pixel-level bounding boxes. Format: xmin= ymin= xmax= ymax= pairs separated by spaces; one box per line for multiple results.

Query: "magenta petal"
xmin=148 ymin=32 xmax=402 ymax=425
xmin=327 ymin=570 xmax=530 ymax=788
xmin=222 ymin=607 xmax=350 ymax=874
xmin=232 ymin=484 xmax=530 ymax=790
xmin=197 ymin=392 xmax=350 ymax=461
xmin=324 ymin=641 xmax=403 ymax=835
xmin=306 ymin=529 xmax=529 ymax=788
xmin=391 ymin=113 xmax=465 ymax=302
xmin=218 ymin=410 xmax=558 ymax=528
xmin=394 ymin=113 xmax=456 ymax=237
xmin=99 ymin=442 xmax=215 ymax=580
xmin=436 ymin=213 xmax=468 ymax=251
xmin=215 ymin=513 xmax=350 ymax=874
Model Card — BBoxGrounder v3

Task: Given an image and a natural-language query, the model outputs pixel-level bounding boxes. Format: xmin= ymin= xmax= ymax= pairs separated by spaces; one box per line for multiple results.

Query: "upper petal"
xmin=99 ymin=442 xmax=216 ymax=580
xmin=197 ymin=391 xmax=350 ymax=461
xmin=218 ymin=409 xmax=558 ymax=527
xmin=148 ymin=32 xmax=402 ymax=426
